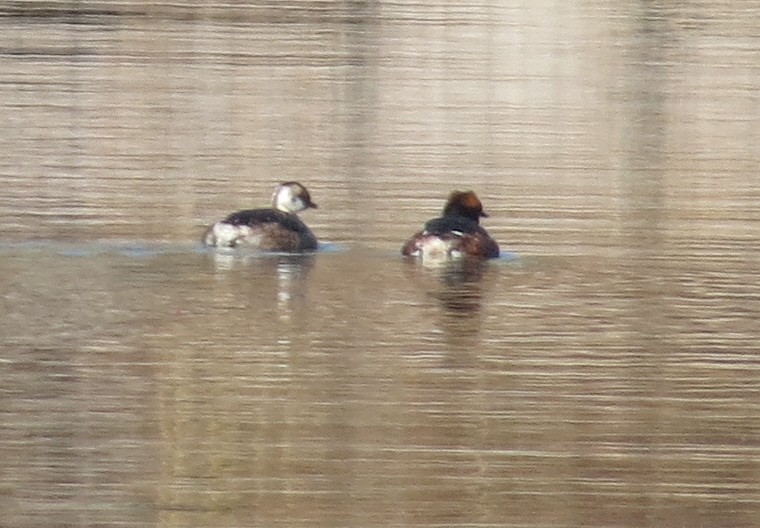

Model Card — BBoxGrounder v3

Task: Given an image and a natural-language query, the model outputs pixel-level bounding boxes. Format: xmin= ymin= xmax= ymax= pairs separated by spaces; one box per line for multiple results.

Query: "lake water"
xmin=1 ymin=2 xmax=759 ymax=527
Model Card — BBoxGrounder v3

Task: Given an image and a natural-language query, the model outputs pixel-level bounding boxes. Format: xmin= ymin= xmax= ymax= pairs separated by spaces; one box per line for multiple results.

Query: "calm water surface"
xmin=1 ymin=2 xmax=759 ymax=527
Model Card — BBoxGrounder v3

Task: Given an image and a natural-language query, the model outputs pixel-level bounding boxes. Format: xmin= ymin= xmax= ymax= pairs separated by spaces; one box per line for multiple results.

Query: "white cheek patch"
xmin=274 ymin=188 xmax=306 ymax=213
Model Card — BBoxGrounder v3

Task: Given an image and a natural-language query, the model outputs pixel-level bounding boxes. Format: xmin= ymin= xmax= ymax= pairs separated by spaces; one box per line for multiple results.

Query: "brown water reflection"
xmin=1 ymin=2 xmax=760 ymax=528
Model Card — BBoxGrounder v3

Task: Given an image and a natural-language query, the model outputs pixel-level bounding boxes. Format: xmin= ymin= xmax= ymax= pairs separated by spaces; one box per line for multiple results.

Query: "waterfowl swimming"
xmin=401 ymin=190 xmax=499 ymax=261
xmin=203 ymin=181 xmax=318 ymax=251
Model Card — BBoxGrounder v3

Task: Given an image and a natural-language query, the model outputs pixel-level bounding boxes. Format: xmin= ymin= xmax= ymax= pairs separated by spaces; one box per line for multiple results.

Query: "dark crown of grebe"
xmin=441 ymin=190 xmax=489 ymax=221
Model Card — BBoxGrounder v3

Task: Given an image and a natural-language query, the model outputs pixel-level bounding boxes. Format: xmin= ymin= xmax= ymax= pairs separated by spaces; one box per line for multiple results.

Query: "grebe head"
xmin=272 ymin=181 xmax=318 ymax=213
xmin=442 ymin=190 xmax=488 ymax=223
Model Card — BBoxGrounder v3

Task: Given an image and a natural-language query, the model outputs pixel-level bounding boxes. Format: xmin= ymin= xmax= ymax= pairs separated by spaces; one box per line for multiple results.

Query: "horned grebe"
xmin=203 ymin=181 xmax=318 ymax=251
xmin=401 ymin=190 xmax=499 ymax=261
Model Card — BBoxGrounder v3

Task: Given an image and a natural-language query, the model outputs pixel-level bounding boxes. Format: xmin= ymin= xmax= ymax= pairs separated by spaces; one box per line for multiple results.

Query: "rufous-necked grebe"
xmin=402 ymin=190 xmax=500 ymax=261
xmin=203 ymin=181 xmax=318 ymax=251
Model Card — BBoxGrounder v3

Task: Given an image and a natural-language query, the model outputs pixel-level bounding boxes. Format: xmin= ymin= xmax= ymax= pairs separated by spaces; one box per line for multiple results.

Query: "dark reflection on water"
xmin=403 ymin=258 xmax=499 ymax=319
xmin=2 ymin=1 xmax=760 ymax=527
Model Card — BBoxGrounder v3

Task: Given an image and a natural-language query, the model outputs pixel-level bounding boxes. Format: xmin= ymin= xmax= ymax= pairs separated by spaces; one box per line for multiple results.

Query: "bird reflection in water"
xmin=206 ymin=249 xmax=315 ymax=322
xmin=402 ymin=257 xmax=496 ymax=369
xmin=272 ymin=254 xmax=314 ymax=320
xmin=403 ymin=257 xmax=490 ymax=317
